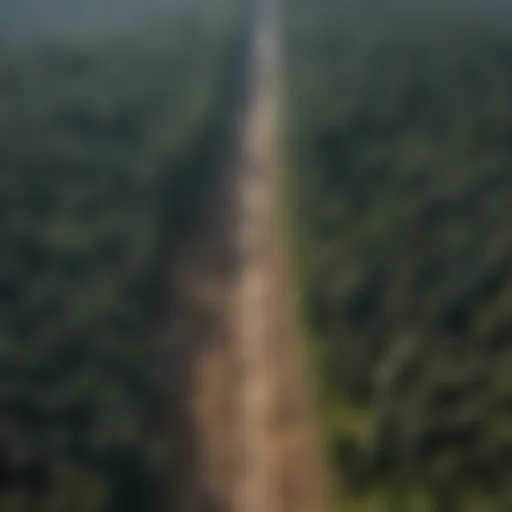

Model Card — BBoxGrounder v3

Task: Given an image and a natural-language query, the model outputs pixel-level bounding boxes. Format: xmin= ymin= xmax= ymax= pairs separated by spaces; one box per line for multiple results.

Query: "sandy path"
xmin=162 ymin=1 xmax=326 ymax=510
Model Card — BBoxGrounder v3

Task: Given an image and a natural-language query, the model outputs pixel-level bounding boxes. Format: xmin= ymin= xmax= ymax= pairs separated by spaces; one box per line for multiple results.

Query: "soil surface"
xmin=161 ymin=1 xmax=327 ymax=510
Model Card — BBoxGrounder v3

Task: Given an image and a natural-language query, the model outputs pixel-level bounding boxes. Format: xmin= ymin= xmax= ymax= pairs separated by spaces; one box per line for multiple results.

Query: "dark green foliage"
xmin=0 ymin=1 xmax=247 ymax=510
xmin=285 ymin=0 xmax=512 ymax=508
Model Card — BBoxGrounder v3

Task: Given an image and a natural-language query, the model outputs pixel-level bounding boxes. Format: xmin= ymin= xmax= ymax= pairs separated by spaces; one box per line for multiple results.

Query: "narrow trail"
xmin=162 ymin=0 xmax=326 ymax=510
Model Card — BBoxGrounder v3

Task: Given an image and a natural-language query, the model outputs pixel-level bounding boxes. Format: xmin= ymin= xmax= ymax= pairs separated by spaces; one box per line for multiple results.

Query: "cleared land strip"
xmin=164 ymin=1 xmax=326 ymax=510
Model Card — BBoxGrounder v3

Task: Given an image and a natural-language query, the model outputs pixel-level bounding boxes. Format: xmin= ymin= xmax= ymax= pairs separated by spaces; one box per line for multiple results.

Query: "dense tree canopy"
xmin=0 ymin=1 xmax=248 ymax=510
xmin=285 ymin=0 xmax=512 ymax=509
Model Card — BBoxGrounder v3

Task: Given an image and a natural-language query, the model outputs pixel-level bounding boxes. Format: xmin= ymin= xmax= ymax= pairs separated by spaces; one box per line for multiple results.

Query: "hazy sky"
xmin=1 ymin=0 xmax=511 ymax=42
xmin=0 ymin=0 xmax=192 ymax=40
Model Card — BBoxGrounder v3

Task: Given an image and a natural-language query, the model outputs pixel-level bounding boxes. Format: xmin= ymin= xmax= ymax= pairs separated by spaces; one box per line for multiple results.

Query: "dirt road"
xmin=163 ymin=1 xmax=326 ymax=510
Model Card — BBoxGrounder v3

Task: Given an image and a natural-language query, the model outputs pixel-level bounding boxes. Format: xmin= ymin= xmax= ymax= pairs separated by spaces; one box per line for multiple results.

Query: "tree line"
xmin=0 ymin=1 xmax=249 ymax=510
xmin=285 ymin=0 xmax=512 ymax=509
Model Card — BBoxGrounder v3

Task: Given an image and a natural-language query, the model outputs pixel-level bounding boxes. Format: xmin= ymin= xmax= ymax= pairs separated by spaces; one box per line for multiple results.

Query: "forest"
xmin=0 ymin=0 xmax=248 ymax=510
xmin=284 ymin=0 xmax=512 ymax=510
xmin=3 ymin=0 xmax=512 ymax=509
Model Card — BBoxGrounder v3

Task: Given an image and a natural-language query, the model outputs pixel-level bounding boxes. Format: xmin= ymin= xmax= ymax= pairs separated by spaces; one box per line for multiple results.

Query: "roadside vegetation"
xmin=285 ymin=0 xmax=512 ymax=509
xmin=0 ymin=1 xmax=248 ymax=510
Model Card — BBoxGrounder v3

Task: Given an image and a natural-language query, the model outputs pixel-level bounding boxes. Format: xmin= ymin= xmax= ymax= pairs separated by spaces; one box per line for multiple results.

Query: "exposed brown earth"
xmin=161 ymin=1 xmax=327 ymax=510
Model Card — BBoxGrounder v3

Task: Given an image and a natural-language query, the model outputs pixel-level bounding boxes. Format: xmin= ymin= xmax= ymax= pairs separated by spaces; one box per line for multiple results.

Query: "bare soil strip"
xmin=162 ymin=1 xmax=326 ymax=510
